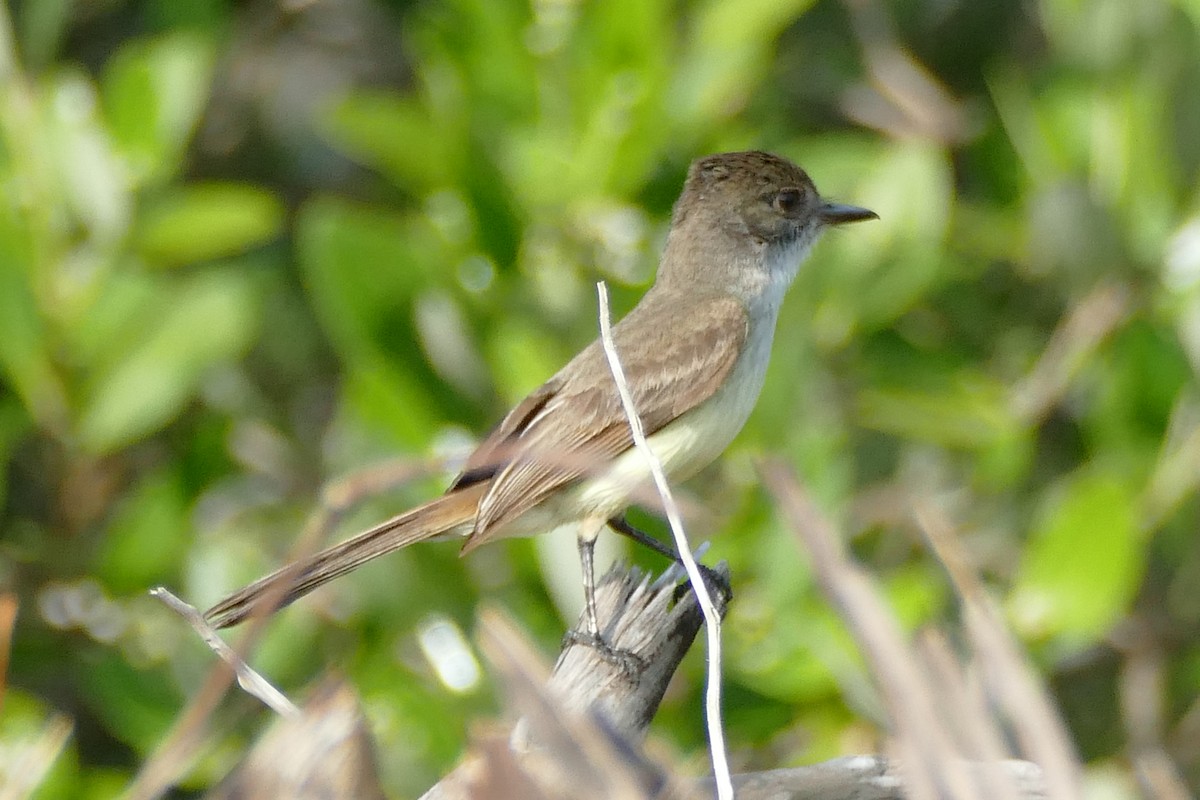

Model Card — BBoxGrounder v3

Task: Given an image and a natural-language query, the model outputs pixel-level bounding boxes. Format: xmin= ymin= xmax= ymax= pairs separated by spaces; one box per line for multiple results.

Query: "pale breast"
xmin=565 ymin=312 xmax=777 ymax=518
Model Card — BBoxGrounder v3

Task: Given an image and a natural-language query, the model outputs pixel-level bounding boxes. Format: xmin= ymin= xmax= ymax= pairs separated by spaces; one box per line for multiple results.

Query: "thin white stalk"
xmin=151 ymin=587 xmax=300 ymax=718
xmin=595 ymin=282 xmax=733 ymax=800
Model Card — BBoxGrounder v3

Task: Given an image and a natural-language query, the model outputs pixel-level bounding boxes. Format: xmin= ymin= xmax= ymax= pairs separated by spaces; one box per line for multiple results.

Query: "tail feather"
xmin=205 ymin=484 xmax=484 ymax=628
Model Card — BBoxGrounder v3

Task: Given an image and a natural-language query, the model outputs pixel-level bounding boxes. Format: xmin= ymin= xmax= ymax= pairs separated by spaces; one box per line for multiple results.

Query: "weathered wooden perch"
xmin=700 ymin=758 xmax=1047 ymax=800
xmin=547 ymin=560 xmax=733 ymax=738
xmin=423 ymin=559 xmax=732 ymax=799
xmin=200 ymin=559 xmax=1049 ymax=800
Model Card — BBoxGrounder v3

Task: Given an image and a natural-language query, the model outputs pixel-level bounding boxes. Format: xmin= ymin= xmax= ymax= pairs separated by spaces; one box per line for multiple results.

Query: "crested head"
xmin=658 ymin=151 xmax=876 ymax=304
xmin=672 ymin=150 xmax=875 ymax=245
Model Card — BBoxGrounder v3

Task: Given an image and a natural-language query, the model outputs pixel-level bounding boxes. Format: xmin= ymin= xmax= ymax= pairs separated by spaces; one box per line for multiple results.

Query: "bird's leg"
xmin=606 ymin=515 xmax=678 ymax=560
xmin=607 ymin=515 xmax=731 ymax=602
xmin=562 ymin=517 xmax=643 ymax=673
xmin=579 ymin=525 xmax=601 ymax=638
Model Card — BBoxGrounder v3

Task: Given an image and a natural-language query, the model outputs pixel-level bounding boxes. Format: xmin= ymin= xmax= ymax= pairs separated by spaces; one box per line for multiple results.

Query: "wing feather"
xmin=461 ymin=290 xmax=749 ymax=546
xmin=449 ymin=383 xmax=559 ymax=490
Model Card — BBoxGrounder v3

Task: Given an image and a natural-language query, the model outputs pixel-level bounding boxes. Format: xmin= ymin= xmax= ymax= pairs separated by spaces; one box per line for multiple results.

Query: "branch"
xmin=150 ymin=588 xmax=298 ymax=718
xmin=710 ymin=757 xmax=1046 ymax=800
xmin=422 ymin=560 xmax=731 ymax=800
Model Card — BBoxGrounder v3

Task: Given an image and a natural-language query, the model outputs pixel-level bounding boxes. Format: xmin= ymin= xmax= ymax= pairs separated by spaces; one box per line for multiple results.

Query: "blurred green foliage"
xmin=1 ymin=0 xmax=1199 ymax=796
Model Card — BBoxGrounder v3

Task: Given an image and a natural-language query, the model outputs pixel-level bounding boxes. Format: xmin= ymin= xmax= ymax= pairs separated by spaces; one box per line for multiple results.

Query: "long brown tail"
xmin=204 ymin=483 xmax=486 ymax=628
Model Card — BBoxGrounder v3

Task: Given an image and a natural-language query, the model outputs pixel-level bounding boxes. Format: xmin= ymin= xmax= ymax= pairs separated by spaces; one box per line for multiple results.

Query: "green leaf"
xmin=96 ymin=470 xmax=189 ymax=591
xmin=135 ymin=183 xmax=285 ymax=266
xmin=60 ymin=269 xmax=159 ymax=376
xmin=856 ymin=373 xmax=1017 ymax=450
xmin=814 ymin=141 xmax=953 ymax=336
xmin=102 ymin=33 xmax=215 ymax=185
xmin=46 ymin=71 xmax=131 ymax=244
xmin=0 ymin=246 xmax=68 ymax=431
xmin=76 ymin=269 xmax=259 ymax=454
xmin=80 ymin=653 xmax=182 ymax=753
xmin=324 ymin=91 xmax=459 ymax=192
xmin=673 ymin=0 xmax=818 ymax=122
xmin=1009 ymin=470 xmax=1143 ymax=646
xmin=340 ymin=359 xmax=446 ymax=450
xmin=296 ymin=196 xmax=442 ymax=360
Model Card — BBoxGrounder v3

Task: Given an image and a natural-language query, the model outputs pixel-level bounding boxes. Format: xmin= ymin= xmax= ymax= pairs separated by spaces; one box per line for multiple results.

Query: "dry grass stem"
xmin=1010 ymin=282 xmax=1131 ymax=423
xmin=150 ymin=587 xmax=298 ymax=717
xmin=914 ymin=498 xmax=1084 ymax=800
xmin=129 ymin=457 xmax=432 ymax=799
xmin=0 ymin=714 xmax=73 ymax=800
xmin=595 ymin=281 xmax=733 ymax=800
xmin=762 ymin=461 xmax=1055 ymax=800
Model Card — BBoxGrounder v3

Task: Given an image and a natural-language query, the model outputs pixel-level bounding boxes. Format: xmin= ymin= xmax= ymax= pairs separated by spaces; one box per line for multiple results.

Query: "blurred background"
xmin=1 ymin=0 xmax=1199 ymax=796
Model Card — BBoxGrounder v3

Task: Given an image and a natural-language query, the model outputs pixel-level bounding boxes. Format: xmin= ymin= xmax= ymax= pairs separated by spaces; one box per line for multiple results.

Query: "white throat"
xmin=729 ymin=234 xmax=816 ymax=317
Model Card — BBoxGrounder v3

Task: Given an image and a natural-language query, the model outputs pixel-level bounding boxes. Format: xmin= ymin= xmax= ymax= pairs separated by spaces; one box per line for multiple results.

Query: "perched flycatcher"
xmin=206 ymin=151 xmax=877 ymax=643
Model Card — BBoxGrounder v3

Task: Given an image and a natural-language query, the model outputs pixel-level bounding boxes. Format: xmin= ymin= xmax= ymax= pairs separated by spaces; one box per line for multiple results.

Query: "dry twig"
xmin=150 ymin=588 xmax=298 ymax=717
xmin=762 ymin=461 xmax=1054 ymax=800
xmin=595 ymin=281 xmax=734 ymax=799
xmin=422 ymin=562 xmax=729 ymax=800
xmin=129 ymin=458 xmax=433 ymax=800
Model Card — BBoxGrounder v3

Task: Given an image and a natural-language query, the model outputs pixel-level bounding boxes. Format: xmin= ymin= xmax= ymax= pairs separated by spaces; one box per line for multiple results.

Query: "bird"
xmin=204 ymin=151 xmax=877 ymax=650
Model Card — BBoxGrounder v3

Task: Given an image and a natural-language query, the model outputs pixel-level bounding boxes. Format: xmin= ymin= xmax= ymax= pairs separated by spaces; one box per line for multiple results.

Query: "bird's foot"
xmin=561 ymin=628 xmax=645 ymax=674
xmin=672 ymin=562 xmax=733 ymax=605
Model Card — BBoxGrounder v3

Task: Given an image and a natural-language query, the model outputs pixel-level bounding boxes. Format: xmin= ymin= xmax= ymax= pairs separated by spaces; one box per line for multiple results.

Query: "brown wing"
xmin=448 ymin=382 xmax=561 ymax=491
xmin=460 ymin=290 xmax=749 ymax=548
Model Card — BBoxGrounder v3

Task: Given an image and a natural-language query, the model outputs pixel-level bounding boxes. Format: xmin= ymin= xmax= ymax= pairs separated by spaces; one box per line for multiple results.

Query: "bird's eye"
xmin=774 ymin=189 xmax=803 ymax=213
